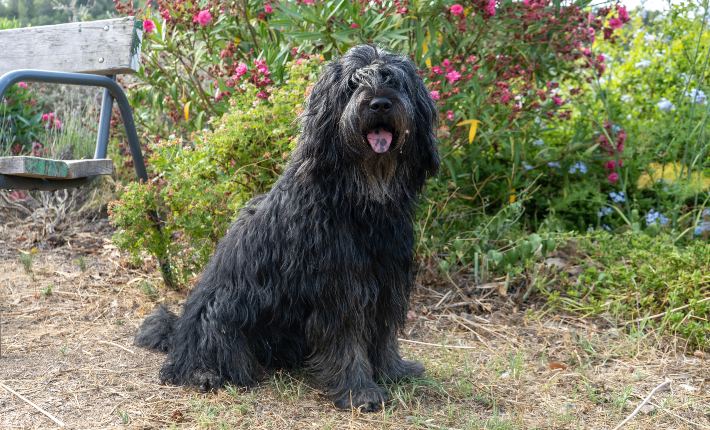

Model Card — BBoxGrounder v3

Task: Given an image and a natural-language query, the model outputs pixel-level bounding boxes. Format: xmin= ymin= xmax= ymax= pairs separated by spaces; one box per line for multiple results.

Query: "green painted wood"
xmin=27 ymin=157 xmax=69 ymax=178
xmin=0 ymin=157 xmax=113 ymax=179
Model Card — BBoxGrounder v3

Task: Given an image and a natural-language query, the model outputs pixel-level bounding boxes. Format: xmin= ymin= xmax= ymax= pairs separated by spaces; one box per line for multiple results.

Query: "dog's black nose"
xmin=369 ymin=97 xmax=393 ymax=113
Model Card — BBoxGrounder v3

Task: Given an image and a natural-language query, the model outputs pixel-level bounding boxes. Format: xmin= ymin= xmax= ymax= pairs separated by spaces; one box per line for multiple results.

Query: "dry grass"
xmin=0 ymin=218 xmax=708 ymax=429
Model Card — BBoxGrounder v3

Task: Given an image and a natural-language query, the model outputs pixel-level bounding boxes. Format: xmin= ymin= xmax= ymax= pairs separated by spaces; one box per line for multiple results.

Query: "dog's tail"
xmin=135 ymin=305 xmax=177 ymax=353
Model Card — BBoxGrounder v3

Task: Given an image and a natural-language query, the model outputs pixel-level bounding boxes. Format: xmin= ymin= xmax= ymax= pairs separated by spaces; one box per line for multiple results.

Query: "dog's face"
xmin=299 ymin=45 xmax=439 ymax=187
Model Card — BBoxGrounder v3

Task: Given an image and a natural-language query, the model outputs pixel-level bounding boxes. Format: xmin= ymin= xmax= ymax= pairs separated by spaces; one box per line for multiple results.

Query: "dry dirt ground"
xmin=0 ymin=219 xmax=708 ymax=430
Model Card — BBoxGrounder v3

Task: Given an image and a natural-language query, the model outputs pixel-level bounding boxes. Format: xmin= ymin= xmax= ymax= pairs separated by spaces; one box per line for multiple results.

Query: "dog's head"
xmin=298 ymin=45 xmax=439 ymax=189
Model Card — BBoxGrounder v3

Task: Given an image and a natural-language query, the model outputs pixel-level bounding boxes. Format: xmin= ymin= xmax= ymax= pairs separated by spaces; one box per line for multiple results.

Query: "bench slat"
xmin=0 ymin=17 xmax=142 ymax=76
xmin=0 ymin=157 xmax=114 ymax=179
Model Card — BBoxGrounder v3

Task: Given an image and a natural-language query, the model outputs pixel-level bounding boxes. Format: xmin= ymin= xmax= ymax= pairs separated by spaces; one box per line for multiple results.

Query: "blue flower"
xmin=703 ymin=208 xmax=710 ymax=218
xmin=569 ymin=162 xmax=588 ymax=174
xmin=645 ymin=209 xmax=669 ymax=227
xmin=597 ymin=206 xmax=613 ymax=217
xmin=548 ymin=161 xmax=561 ymax=168
xmin=609 ymin=191 xmax=626 ymax=203
xmin=685 ymin=88 xmax=707 ymax=105
xmin=523 ymin=162 xmax=533 ymax=171
xmin=694 ymin=222 xmax=710 ymax=236
xmin=533 ymin=139 xmax=544 ymax=146
xmin=657 ymin=98 xmax=674 ymax=112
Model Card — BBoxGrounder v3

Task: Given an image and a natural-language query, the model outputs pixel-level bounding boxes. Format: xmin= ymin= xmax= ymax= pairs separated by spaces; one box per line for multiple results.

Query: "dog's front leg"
xmin=305 ymin=312 xmax=388 ymax=412
xmin=372 ymin=324 xmax=425 ymax=382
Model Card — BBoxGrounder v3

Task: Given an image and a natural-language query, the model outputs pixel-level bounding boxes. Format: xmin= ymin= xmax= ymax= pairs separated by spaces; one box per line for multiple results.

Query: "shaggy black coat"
xmin=135 ymin=44 xmax=439 ymax=412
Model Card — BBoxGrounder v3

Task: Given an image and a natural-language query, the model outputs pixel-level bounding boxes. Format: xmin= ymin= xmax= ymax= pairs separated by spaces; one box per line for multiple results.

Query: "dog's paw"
xmin=191 ymin=369 xmax=224 ymax=392
xmin=158 ymin=361 xmax=178 ymax=385
xmin=379 ymin=359 xmax=425 ymax=382
xmin=333 ymin=386 xmax=389 ymax=412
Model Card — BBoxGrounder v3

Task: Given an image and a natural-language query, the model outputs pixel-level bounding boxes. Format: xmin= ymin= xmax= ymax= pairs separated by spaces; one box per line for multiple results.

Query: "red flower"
xmin=552 ymin=96 xmax=563 ymax=106
xmin=194 ymin=10 xmax=212 ymax=26
xmin=608 ymin=172 xmax=619 ymax=183
xmin=450 ymin=4 xmax=464 ymax=16
xmin=143 ymin=19 xmax=156 ymax=34
xmin=350 ymin=23 xmax=359 ymax=28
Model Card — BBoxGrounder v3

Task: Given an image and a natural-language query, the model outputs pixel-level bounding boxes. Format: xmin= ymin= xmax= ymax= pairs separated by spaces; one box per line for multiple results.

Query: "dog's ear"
xmin=298 ymin=61 xmax=348 ymax=168
xmin=411 ymin=72 xmax=440 ymax=178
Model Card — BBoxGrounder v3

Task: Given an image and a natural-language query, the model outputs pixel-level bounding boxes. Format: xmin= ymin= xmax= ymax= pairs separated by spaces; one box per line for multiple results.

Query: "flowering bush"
xmin=0 ymin=82 xmax=45 ymax=155
xmin=116 ymin=0 xmax=285 ymax=137
xmin=543 ymin=2 xmax=709 ymax=235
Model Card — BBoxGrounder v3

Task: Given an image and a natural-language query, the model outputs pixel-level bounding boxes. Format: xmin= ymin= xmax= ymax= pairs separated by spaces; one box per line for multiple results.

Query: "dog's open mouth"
xmin=366 ymin=127 xmax=394 ymax=154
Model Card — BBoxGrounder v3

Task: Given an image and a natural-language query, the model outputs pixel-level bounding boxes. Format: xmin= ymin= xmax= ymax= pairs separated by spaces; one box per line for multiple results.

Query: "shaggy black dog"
xmin=135 ymin=44 xmax=439 ymax=412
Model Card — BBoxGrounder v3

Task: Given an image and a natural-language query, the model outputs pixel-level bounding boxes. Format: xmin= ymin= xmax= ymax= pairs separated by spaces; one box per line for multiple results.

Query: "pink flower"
xmin=450 ymin=4 xmax=464 ymax=16
xmin=608 ymin=172 xmax=619 ymax=183
xmin=265 ymin=3 xmax=273 ymax=13
xmin=160 ymin=8 xmax=171 ymax=21
xmin=431 ymin=66 xmax=443 ymax=75
xmin=234 ymin=62 xmax=248 ymax=78
xmin=301 ymin=0 xmax=315 ymax=5
xmin=445 ymin=70 xmax=461 ymax=84
xmin=442 ymin=59 xmax=451 ymax=68
xmin=430 ymin=90 xmax=440 ymax=101
xmin=255 ymin=59 xmax=270 ymax=75
xmin=608 ymin=17 xmax=623 ymax=30
xmin=143 ymin=19 xmax=156 ymax=34
xmin=484 ymin=0 xmax=496 ymax=17
xmin=605 ymin=159 xmax=623 ymax=170
xmin=446 ymin=110 xmax=455 ymax=121
xmin=17 ymin=81 xmax=28 ymax=89
xmin=41 ymin=113 xmax=49 ymax=121
xmin=256 ymin=91 xmax=269 ymax=99
xmin=53 ymin=119 xmax=62 ymax=130
xmin=582 ymin=47 xmax=591 ymax=56
xmin=350 ymin=22 xmax=359 ymax=28
xmin=194 ymin=9 xmax=212 ymax=26
xmin=617 ymin=5 xmax=630 ymax=22
xmin=552 ymin=96 xmax=563 ymax=106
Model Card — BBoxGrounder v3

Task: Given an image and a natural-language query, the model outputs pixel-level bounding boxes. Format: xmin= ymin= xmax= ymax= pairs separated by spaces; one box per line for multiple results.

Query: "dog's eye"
xmin=347 ymin=79 xmax=359 ymax=93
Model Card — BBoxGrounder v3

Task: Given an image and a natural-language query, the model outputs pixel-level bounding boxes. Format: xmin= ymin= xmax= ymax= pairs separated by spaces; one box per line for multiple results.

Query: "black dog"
xmin=135 ymin=45 xmax=439 ymax=412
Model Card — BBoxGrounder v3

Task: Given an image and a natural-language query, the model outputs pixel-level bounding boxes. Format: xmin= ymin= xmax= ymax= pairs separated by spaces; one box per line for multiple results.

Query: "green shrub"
xmin=109 ymin=59 xmax=320 ymax=285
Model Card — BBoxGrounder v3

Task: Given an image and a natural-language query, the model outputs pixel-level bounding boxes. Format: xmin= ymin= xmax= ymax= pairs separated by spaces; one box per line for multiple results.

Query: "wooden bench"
xmin=0 ymin=18 xmax=177 ymax=355
xmin=0 ymin=17 xmax=148 ymax=190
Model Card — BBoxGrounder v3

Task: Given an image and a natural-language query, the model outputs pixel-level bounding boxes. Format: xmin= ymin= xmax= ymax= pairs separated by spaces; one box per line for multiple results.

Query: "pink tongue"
xmin=366 ymin=129 xmax=393 ymax=153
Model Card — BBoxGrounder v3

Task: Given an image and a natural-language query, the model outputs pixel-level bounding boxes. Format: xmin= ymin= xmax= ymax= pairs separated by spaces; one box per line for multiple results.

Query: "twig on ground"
xmin=625 ymin=297 xmax=710 ymax=325
xmin=0 ymin=382 xmax=66 ymax=428
xmin=98 ymin=340 xmax=135 ymax=354
xmin=398 ymin=338 xmax=477 ymax=350
xmin=611 ymin=379 xmax=671 ymax=430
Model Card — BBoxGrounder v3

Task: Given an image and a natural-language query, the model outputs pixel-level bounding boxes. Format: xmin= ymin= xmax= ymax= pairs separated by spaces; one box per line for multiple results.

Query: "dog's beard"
xmin=339 ymin=101 xmax=413 ymax=203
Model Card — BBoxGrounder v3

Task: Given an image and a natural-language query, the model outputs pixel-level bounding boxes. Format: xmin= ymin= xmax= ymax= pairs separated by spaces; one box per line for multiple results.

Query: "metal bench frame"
xmin=0 ymin=69 xmax=147 ymax=190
